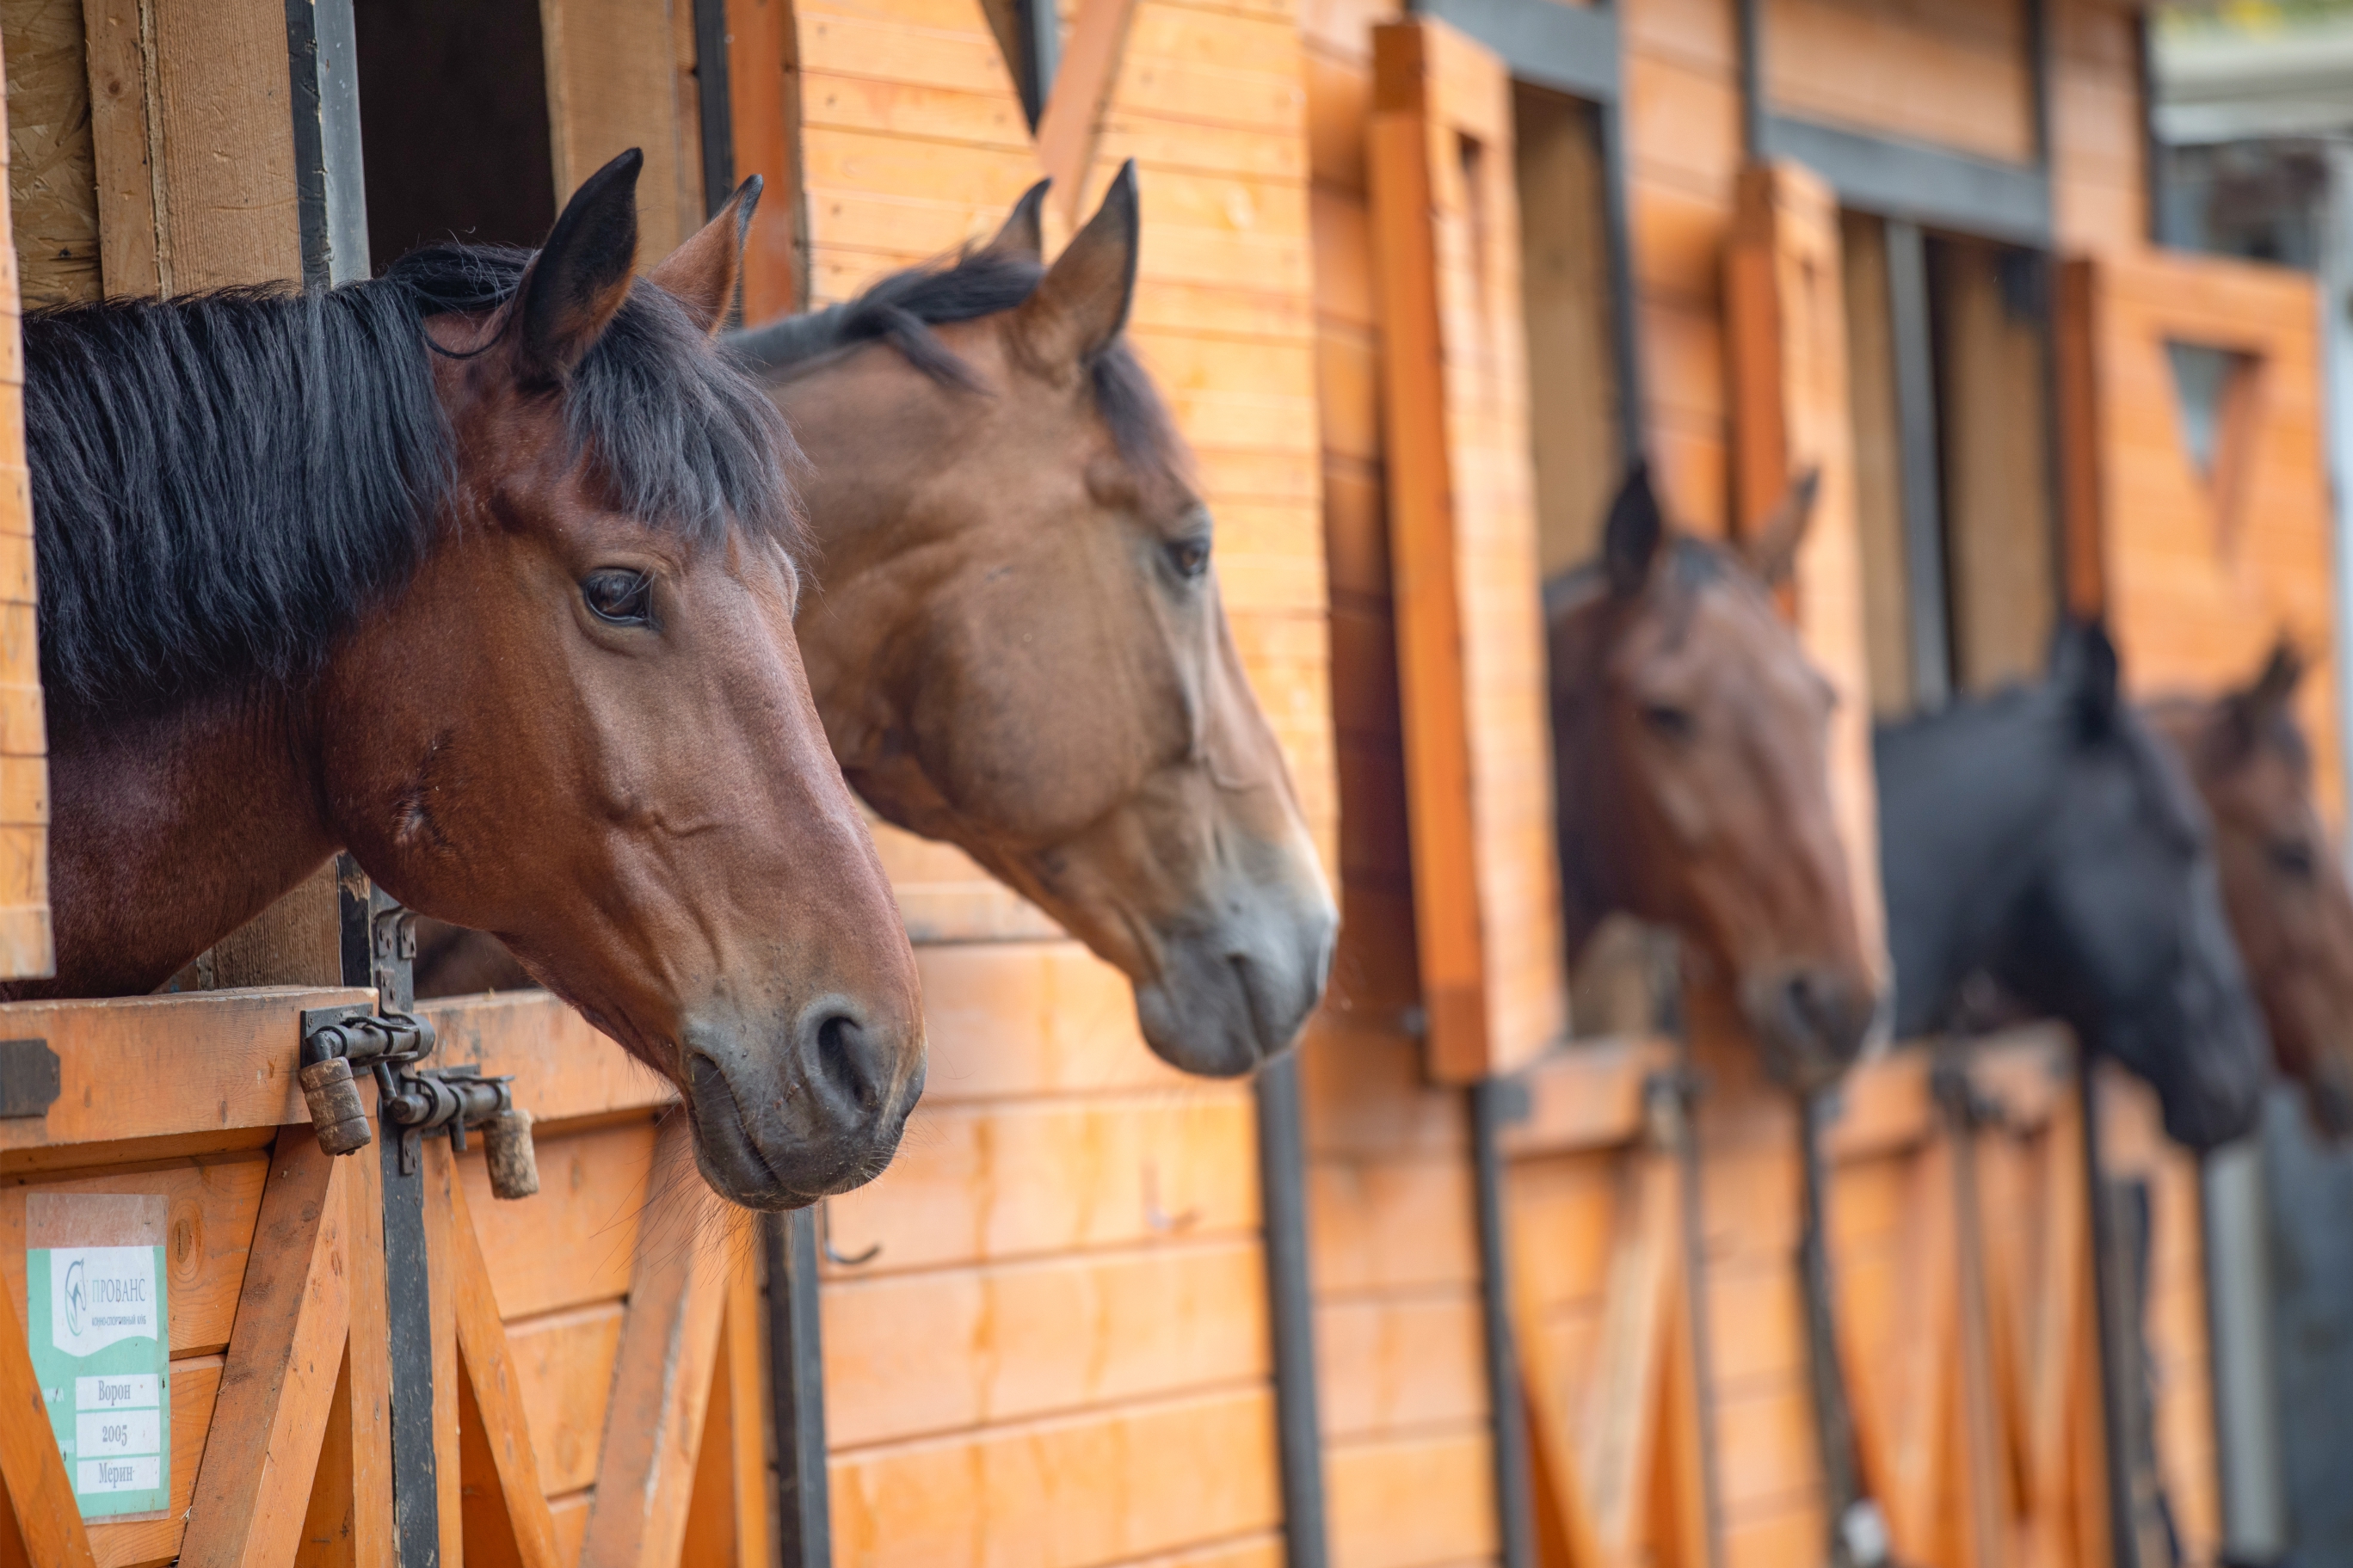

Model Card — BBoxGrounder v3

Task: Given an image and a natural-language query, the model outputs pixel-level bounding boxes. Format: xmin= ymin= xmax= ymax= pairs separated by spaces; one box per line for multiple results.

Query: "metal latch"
xmin=383 ymin=1065 xmax=539 ymax=1199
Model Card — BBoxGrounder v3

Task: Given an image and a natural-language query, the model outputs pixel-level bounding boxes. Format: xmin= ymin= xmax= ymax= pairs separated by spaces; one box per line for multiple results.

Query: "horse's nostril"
xmin=803 ymin=1003 xmax=883 ymax=1114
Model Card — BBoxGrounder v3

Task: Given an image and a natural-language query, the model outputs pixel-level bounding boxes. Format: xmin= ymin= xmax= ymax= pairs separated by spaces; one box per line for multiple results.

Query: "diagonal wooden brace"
xmin=437 ymin=1140 xmax=564 ymax=1568
xmin=580 ymin=1122 xmax=734 ymax=1568
xmin=182 ymin=1128 xmax=353 ymax=1568
xmin=0 ymin=1254 xmax=96 ymax=1568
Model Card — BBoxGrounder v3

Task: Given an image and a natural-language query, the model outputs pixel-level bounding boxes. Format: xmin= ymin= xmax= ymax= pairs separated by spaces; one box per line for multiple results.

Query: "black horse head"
xmin=1877 ymin=620 xmax=2268 ymax=1149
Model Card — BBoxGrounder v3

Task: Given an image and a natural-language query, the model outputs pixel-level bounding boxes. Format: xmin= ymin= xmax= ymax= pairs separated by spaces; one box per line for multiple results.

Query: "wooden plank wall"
xmin=782 ymin=0 xmax=1329 ymax=1560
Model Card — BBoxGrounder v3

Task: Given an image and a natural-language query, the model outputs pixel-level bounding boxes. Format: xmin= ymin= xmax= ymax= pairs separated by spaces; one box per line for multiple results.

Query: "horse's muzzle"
xmin=1740 ymin=963 xmax=1879 ymax=1093
xmin=679 ymin=997 xmax=927 ymax=1208
xmin=1133 ymin=882 xmax=1339 ymax=1077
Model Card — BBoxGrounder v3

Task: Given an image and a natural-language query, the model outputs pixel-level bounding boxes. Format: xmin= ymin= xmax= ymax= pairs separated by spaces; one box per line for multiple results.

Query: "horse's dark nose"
xmin=797 ymin=995 xmax=890 ymax=1123
xmin=679 ymin=994 xmax=925 ymax=1210
xmin=1742 ymin=963 xmax=1875 ymax=1091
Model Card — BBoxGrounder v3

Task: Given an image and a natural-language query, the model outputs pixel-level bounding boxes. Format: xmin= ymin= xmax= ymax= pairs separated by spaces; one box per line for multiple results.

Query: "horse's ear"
xmin=2223 ymin=636 xmax=2307 ymax=754
xmin=1743 ymin=466 xmax=1821 ymax=588
xmin=1010 ymin=162 xmax=1138 ymax=372
xmin=982 ymin=180 xmax=1050 ymax=262
xmin=2054 ymin=618 xmax=2122 ymax=736
xmin=1604 ymin=460 xmax=1666 ymax=598
xmin=647 ymin=174 xmax=763 ymax=335
xmin=515 ymin=150 xmax=644 ymax=385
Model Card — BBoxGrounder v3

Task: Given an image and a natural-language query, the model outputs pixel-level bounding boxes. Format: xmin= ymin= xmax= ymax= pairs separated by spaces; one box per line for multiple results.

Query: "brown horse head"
xmin=1547 ymin=464 xmax=1877 ymax=1089
xmin=26 ymin=153 xmax=922 ymax=1208
xmin=731 ymin=168 xmax=1336 ymax=1076
xmin=2149 ymin=643 xmax=2353 ymax=1137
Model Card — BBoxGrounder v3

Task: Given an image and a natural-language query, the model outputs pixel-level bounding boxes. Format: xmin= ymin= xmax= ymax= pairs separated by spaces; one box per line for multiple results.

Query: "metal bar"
xmin=1595 ymin=96 xmax=1644 ymax=466
xmin=1471 ymin=1078 xmax=1536 ymax=1568
xmin=286 ymin=0 xmax=370 ymax=288
xmin=1796 ymin=1095 xmax=1876 ymax=1568
xmin=2202 ymin=1138 xmax=2289 ymax=1565
xmin=1409 ymin=0 xmax=1617 ymax=102
xmin=1666 ymin=1061 xmax=1725 ymax=1568
xmin=2079 ymin=1056 xmax=2140 ymax=1568
xmin=1759 ymin=116 xmax=2053 ymax=249
xmin=342 ymin=857 xmax=435 ymax=1568
xmin=2026 ymin=0 xmax=2051 ymax=169
xmin=768 ymin=1209 xmax=832 ymax=1568
xmin=693 ymin=0 xmax=737 ymax=216
xmin=1256 ymin=1056 xmax=1329 ymax=1568
xmin=2134 ymin=10 xmax=2164 ymax=246
xmin=1017 ymin=0 xmax=1061 ymax=129
xmin=1883 ymin=218 xmax=1952 ymax=710
xmin=1736 ymin=0 xmax=1762 ymax=158
xmin=380 ymin=1123 xmax=439 ymax=1565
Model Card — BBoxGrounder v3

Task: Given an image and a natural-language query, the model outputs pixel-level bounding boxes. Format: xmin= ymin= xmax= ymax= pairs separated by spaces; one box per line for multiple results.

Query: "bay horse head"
xmin=24 ymin=152 xmax=923 ymax=1208
xmin=1547 ymin=463 xmax=1879 ymax=1091
xmin=1877 ymin=621 xmax=2269 ymax=1149
xmin=730 ymin=169 xmax=1337 ymax=1076
xmin=2148 ymin=642 xmax=2353 ymax=1138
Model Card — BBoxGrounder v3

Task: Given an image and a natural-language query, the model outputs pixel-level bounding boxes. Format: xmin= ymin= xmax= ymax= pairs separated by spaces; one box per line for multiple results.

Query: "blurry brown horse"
xmin=1547 ymin=464 xmax=1879 ymax=1089
xmin=2149 ymin=643 xmax=2353 ymax=1136
xmin=15 ymin=154 xmax=923 ymax=1209
xmin=425 ymin=169 xmax=1338 ymax=1076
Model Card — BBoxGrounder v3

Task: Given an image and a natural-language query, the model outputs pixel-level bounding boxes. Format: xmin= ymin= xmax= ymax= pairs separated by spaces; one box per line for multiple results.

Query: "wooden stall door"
xmin=1723 ymin=157 xmax=1888 ymax=991
xmin=1368 ymin=16 xmax=1566 ymax=1083
xmin=2059 ymin=248 xmax=2340 ymax=821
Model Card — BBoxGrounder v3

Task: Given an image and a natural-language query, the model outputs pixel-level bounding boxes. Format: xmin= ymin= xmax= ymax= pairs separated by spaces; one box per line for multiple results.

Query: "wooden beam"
xmin=580 ymin=1123 xmax=734 ymax=1568
xmin=182 ymin=1130 xmax=351 ymax=1568
xmin=722 ymin=1251 xmax=772 ymax=1565
xmin=0 ymin=1257 xmax=95 ymax=1567
xmin=1033 ymin=0 xmax=1141 ymax=225
xmin=293 ymin=1108 xmax=394 ymax=1568
xmin=1369 ymin=16 xmax=1567 ymax=1082
xmin=722 ymin=0 xmax=802 ymax=323
xmin=439 ymin=1142 xmax=564 ymax=1568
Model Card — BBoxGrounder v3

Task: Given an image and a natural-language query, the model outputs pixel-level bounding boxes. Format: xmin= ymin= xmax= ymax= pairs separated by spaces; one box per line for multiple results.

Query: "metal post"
xmin=1257 ymin=1055 xmax=1330 ymax=1568
xmin=2202 ymin=1137 xmax=2288 ymax=1565
xmin=1662 ymin=1061 xmax=1726 ymax=1568
xmin=1016 ymin=0 xmax=1062 ymax=128
xmin=340 ymin=858 xmax=436 ymax=1567
xmin=1596 ymin=97 xmax=1645 ymax=468
xmin=1471 ymin=1077 xmax=1536 ymax=1568
xmin=1884 ymin=218 xmax=1952 ymax=710
xmin=1735 ymin=0 xmax=1763 ymax=160
xmin=286 ymin=0 xmax=370 ymax=288
xmin=2079 ymin=1055 xmax=2141 ymax=1568
xmin=1797 ymin=1092 xmax=1887 ymax=1568
xmin=693 ymin=0 xmax=738 ymax=217
xmin=768 ymin=1209 xmax=833 ymax=1568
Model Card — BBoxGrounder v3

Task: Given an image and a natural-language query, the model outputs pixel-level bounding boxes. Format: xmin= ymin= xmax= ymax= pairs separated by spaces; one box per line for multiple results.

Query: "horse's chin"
xmin=1129 ymin=880 xmax=1339 ymax=1079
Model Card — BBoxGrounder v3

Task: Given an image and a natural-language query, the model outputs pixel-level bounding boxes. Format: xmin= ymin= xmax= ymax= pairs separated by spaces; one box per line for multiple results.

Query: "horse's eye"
xmin=1165 ymin=536 xmax=1210 ymax=581
xmin=582 ymin=569 xmax=654 ymax=627
xmin=1641 ymin=703 xmax=1695 ymax=741
xmin=2271 ymin=838 xmax=2319 ymax=880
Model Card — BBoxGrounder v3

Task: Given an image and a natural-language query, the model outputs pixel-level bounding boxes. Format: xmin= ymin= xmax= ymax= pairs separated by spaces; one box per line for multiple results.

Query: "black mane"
xmin=26 ymin=244 xmax=799 ymax=717
xmin=726 ymin=247 xmax=1187 ymax=489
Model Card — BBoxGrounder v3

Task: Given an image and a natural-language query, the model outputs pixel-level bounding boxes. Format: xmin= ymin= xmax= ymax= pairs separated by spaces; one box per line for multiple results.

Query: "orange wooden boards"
xmin=1723 ymin=158 xmax=1887 ymax=991
xmin=0 ymin=21 xmax=48 ymax=981
xmin=1367 ymin=16 xmax=1566 ymax=1082
xmin=2058 ymin=248 xmax=2342 ymax=821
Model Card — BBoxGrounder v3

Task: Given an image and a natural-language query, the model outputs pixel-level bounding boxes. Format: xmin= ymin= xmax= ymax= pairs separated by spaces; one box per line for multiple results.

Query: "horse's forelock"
xmin=390 ymin=243 xmax=808 ymax=556
xmin=730 ymin=245 xmax=1192 ymax=498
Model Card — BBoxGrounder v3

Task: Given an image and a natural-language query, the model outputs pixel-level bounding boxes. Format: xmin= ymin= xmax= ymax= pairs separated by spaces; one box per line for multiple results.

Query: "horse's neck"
xmin=9 ymin=689 xmax=336 ymax=999
xmin=1874 ymin=694 xmax=2063 ymax=1035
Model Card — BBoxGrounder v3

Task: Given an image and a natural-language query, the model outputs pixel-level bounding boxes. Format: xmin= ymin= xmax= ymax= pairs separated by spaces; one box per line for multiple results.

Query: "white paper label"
xmin=74 ymin=1411 xmax=161 ymax=1457
xmin=75 ymin=1374 xmax=159 ymax=1411
xmin=74 ymin=1456 xmax=159 ymax=1494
